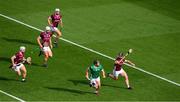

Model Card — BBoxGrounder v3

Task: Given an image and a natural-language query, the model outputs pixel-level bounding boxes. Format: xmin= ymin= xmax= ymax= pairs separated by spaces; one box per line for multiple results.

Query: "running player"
xmin=108 ymin=53 xmax=135 ymax=89
xmin=37 ymin=26 xmax=53 ymax=67
xmin=11 ymin=46 xmax=27 ymax=82
xmin=85 ymin=60 xmax=106 ymax=95
xmin=48 ymin=8 xmax=62 ymax=48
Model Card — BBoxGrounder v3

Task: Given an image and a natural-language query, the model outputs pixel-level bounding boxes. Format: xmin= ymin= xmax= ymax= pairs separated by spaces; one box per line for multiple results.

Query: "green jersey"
xmin=89 ymin=64 xmax=103 ymax=78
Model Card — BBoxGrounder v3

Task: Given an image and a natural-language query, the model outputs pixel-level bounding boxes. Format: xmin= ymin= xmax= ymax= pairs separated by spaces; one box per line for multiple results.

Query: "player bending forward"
xmin=85 ymin=60 xmax=106 ymax=95
xmin=48 ymin=8 xmax=62 ymax=47
xmin=37 ymin=26 xmax=53 ymax=67
xmin=108 ymin=53 xmax=135 ymax=89
xmin=11 ymin=46 xmax=28 ymax=82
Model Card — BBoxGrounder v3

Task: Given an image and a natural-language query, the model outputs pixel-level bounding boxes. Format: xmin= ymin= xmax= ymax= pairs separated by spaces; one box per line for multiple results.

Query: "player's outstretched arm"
xmin=85 ymin=68 xmax=90 ymax=80
xmin=125 ymin=60 xmax=135 ymax=66
xmin=115 ymin=60 xmax=122 ymax=65
xmin=37 ymin=36 xmax=43 ymax=48
xmin=114 ymin=59 xmax=121 ymax=64
xmin=102 ymin=69 xmax=106 ymax=78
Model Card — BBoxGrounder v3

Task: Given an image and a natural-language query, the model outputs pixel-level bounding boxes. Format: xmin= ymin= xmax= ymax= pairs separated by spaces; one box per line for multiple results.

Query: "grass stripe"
xmin=0 ymin=13 xmax=179 ymax=88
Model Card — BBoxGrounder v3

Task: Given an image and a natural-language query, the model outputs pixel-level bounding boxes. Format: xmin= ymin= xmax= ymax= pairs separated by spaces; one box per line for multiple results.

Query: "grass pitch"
xmin=0 ymin=0 xmax=180 ymax=101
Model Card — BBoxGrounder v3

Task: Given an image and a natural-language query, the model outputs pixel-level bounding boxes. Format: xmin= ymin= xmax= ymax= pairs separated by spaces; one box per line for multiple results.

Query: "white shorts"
xmin=43 ymin=46 xmax=51 ymax=52
xmin=50 ymin=26 xmax=58 ymax=32
xmin=13 ymin=63 xmax=23 ymax=72
xmin=90 ymin=77 xmax=100 ymax=87
xmin=113 ymin=68 xmax=124 ymax=77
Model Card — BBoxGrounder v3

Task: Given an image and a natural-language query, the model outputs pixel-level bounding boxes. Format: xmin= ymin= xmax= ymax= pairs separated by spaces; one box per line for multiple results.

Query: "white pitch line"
xmin=0 ymin=90 xmax=25 ymax=102
xmin=0 ymin=13 xmax=179 ymax=87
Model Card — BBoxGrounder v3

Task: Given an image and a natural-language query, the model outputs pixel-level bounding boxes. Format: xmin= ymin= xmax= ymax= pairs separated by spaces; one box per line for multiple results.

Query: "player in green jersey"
xmin=85 ymin=60 xmax=106 ymax=95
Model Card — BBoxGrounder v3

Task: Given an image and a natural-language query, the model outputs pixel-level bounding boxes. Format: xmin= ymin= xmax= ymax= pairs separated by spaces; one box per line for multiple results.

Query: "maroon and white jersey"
xmin=40 ymin=31 xmax=52 ymax=43
xmin=50 ymin=13 xmax=62 ymax=27
xmin=114 ymin=57 xmax=125 ymax=71
xmin=14 ymin=51 xmax=24 ymax=64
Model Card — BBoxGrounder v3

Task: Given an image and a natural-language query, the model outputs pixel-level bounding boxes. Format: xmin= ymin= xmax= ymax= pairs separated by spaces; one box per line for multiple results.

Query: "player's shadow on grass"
xmin=1 ymin=37 xmax=37 ymax=46
xmin=0 ymin=57 xmax=11 ymax=63
xmin=68 ymin=79 xmax=88 ymax=86
xmin=68 ymin=79 xmax=126 ymax=89
xmin=0 ymin=76 xmax=17 ymax=82
xmin=31 ymin=62 xmax=42 ymax=67
xmin=44 ymin=87 xmax=92 ymax=95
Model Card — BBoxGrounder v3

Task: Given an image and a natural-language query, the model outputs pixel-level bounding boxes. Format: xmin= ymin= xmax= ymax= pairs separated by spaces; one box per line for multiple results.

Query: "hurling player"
xmin=37 ymin=26 xmax=53 ymax=67
xmin=11 ymin=46 xmax=27 ymax=82
xmin=48 ymin=8 xmax=62 ymax=48
xmin=108 ymin=53 xmax=135 ymax=89
xmin=85 ymin=60 xmax=106 ymax=95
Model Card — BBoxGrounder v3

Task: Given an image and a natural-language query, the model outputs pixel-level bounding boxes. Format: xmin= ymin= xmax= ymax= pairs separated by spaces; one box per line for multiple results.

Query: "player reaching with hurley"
xmin=108 ymin=49 xmax=135 ymax=89
xmin=10 ymin=46 xmax=31 ymax=82
xmin=85 ymin=60 xmax=106 ymax=95
xmin=48 ymin=8 xmax=62 ymax=48
xmin=37 ymin=26 xmax=53 ymax=67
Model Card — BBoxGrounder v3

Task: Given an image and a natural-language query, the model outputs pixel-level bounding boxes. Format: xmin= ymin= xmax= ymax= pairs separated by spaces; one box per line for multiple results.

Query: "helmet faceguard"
xmin=55 ymin=8 xmax=60 ymax=14
xmin=45 ymin=26 xmax=51 ymax=32
xmin=20 ymin=46 xmax=26 ymax=52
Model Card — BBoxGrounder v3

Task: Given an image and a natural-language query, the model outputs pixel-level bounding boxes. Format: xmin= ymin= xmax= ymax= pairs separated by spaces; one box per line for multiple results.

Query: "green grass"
xmin=0 ymin=0 xmax=180 ymax=101
xmin=0 ymin=92 xmax=17 ymax=101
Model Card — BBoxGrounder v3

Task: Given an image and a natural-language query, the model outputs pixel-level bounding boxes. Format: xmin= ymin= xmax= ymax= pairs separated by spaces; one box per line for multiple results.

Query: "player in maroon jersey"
xmin=48 ymin=8 xmax=62 ymax=48
xmin=37 ymin=26 xmax=53 ymax=67
xmin=11 ymin=46 xmax=27 ymax=82
xmin=108 ymin=53 xmax=135 ymax=89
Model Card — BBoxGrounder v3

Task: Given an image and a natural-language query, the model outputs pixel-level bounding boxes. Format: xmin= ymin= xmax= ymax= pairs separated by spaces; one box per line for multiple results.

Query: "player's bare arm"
xmin=11 ymin=55 xmax=16 ymax=66
xmin=48 ymin=17 xmax=52 ymax=26
xmin=118 ymin=49 xmax=133 ymax=62
xmin=23 ymin=57 xmax=26 ymax=62
xmin=101 ymin=69 xmax=106 ymax=78
xmin=125 ymin=60 xmax=135 ymax=66
xmin=37 ymin=36 xmax=43 ymax=48
xmin=115 ymin=60 xmax=121 ymax=65
xmin=85 ymin=68 xmax=90 ymax=80
xmin=60 ymin=18 xmax=63 ymax=28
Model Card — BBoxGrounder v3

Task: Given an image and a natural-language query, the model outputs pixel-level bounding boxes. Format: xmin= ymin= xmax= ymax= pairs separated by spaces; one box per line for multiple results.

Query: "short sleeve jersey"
xmin=50 ymin=13 xmax=62 ymax=27
xmin=40 ymin=31 xmax=52 ymax=43
xmin=89 ymin=64 xmax=103 ymax=78
xmin=114 ymin=57 xmax=125 ymax=71
xmin=14 ymin=51 xmax=24 ymax=64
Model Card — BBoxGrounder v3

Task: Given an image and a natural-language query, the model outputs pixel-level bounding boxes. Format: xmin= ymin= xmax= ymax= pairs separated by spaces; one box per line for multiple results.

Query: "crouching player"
xmin=37 ymin=26 xmax=53 ymax=67
xmin=108 ymin=53 xmax=135 ymax=89
xmin=48 ymin=8 xmax=62 ymax=48
xmin=11 ymin=46 xmax=27 ymax=82
xmin=85 ymin=60 xmax=106 ymax=95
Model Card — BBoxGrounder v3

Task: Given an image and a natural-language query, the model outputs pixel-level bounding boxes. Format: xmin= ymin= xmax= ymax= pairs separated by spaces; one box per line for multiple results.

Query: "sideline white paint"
xmin=0 ymin=14 xmax=179 ymax=89
xmin=0 ymin=90 xmax=25 ymax=102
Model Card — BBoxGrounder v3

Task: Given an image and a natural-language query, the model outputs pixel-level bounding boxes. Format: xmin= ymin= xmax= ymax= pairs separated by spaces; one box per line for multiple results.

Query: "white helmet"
xmin=20 ymin=46 xmax=26 ymax=52
xmin=45 ymin=26 xmax=51 ymax=31
xmin=55 ymin=8 xmax=60 ymax=12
